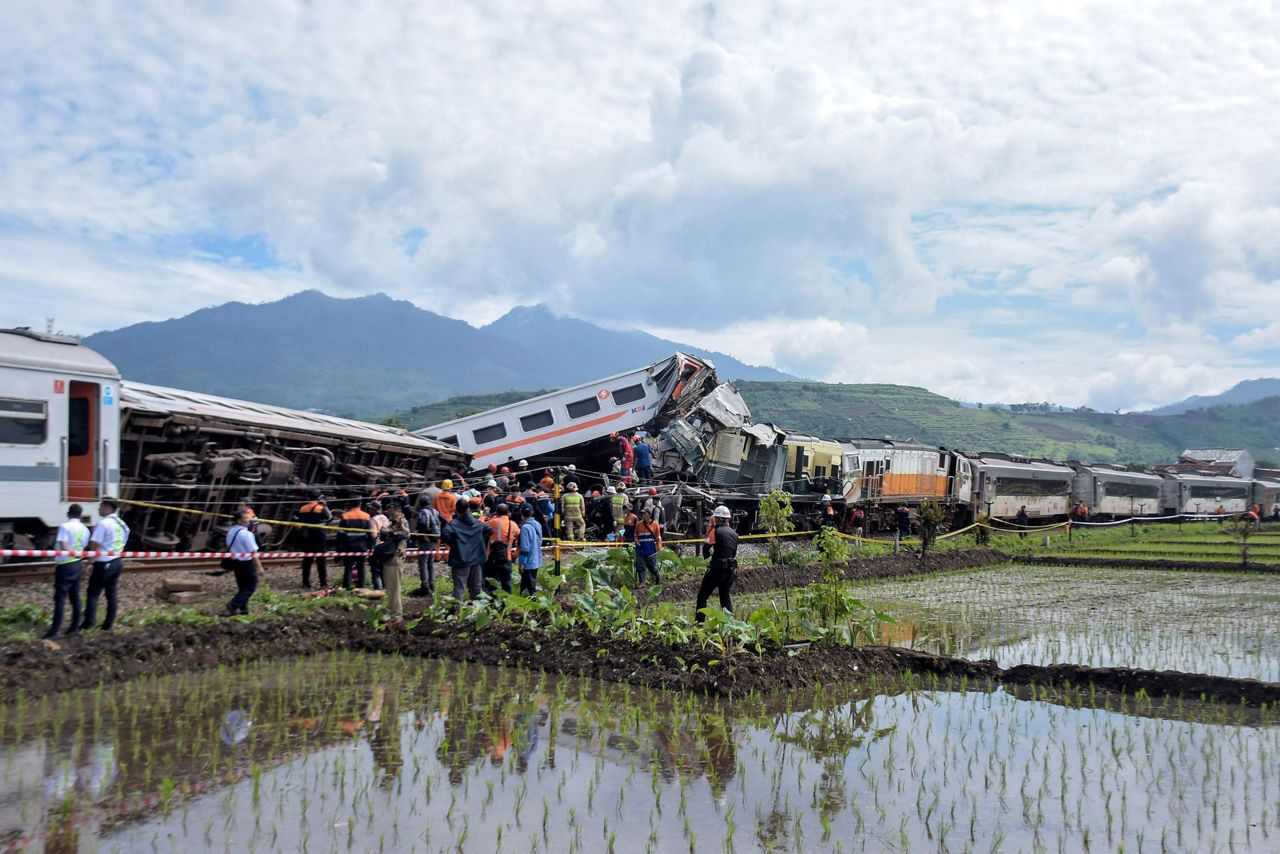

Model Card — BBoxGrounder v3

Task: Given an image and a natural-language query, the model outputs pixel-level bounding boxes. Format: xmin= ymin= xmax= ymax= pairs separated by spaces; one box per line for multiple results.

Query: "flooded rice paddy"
xmin=4 ymin=652 xmax=1279 ymax=853
xmin=817 ymin=564 xmax=1280 ymax=682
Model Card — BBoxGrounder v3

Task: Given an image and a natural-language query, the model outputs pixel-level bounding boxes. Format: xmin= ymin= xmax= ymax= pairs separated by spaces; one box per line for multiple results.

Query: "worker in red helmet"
xmin=495 ymin=466 xmax=510 ymax=492
xmin=642 ymin=486 xmax=665 ymax=529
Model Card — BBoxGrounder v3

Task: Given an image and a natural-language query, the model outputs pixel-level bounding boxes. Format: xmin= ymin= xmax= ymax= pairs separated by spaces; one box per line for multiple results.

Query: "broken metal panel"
xmin=693 ymin=383 xmax=753 ymax=429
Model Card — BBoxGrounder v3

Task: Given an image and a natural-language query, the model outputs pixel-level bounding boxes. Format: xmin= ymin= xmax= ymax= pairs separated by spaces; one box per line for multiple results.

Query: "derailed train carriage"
xmin=0 ymin=328 xmax=468 ymax=555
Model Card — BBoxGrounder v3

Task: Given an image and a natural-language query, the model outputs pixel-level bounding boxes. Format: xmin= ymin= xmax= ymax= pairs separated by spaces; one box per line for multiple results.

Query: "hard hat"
xmin=518 ymin=459 xmax=528 ymax=468
xmin=821 ymin=494 xmax=832 ymax=502
xmin=487 ymin=463 xmax=497 ymax=472
xmin=567 ymin=464 xmax=576 ymax=470
xmin=607 ymin=486 xmax=617 ymax=494
xmin=486 ymin=479 xmax=498 ymax=488
xmin=713 ymin=505 xmax=732 ymax=519
xmin=442 ymin=479 xmax=453 ymax=489
xmin=500 ymin=466 xmax=510 ymax=474
xmin=648 ymin=487 xmax=658 ymax=496
xmin=568 ymin=482 xmax=579 ymax=491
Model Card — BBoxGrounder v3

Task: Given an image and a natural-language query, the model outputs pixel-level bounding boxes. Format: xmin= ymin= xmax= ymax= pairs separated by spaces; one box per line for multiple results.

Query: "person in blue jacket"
xmin=516 ymin=505 xmax=543 ymax=595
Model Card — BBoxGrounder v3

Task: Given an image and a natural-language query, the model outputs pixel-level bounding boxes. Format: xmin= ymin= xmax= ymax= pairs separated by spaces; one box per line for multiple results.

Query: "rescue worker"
xmin=44 ymin=504 xmax=88 ymax=639
xmin=515 ymin=460 xmax=533 ymax=491
xmin=539 ymin=469 xmax=555 ymax=492
xmin=849 ymin=506 xmax=866 ymax=542
xmin=895 ymin=505 xmax=912 ymax=539
xmin=642 ymin=487 xmax=665 ymax=528
xmin=378 ymin=502 xmax=411 ymax=621
xmin=819 ymin=495 xmax=839 ymax=529
xmin=442 ymin=497 xmax=492 ymax=602
xmin=484 ymin=504 xmax=519 ymax=595
xmin=81 ymin=497 xmax=130 ymax=632
xmin=414 ymin=499 xmax=442 ymax=596
xmin=695 ymin=506 xmax=739 ymax=621
xmin=633 ymin=434 xmax=653 ymax=481
xmin=561 ymin=482 xmax=586 ymax=541
xmin=608 ymin=486 xmax=628 ymax=537
xmin=495 ymin=466 xmax=511 ymax=492
xmin=517 ymin=505 xmax=543 ymax=595
xmin=614 ymin=433 xmax=634 ymax=480
xmin=225 ymin=508 xmax=264 ymax=615
xmin=536 ymin=489 xmax=555 ymax=538
xmin=434 ymin=479 xmax=458 ymax=523
xmin=562 ymin=464 xmax=580 ymax=490
xmin=368 ymin=500 xmax=391 ymax=590
xmin=294 ymin=491 xmax=332 ymax=589
xmin=1015 ymin=505 xmax=1030 ymax=539
xmin=634 ymin=509 xmax=663 ymax=586
xmin=338 ymin=499 xmax=374 ymax=589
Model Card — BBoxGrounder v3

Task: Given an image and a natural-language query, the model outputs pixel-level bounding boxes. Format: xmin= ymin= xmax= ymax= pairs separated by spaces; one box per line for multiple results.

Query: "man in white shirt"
xmin=81 ymin=497 xmax=130 ymax=632
xmin=225 ymin=508 xmax=264 ymax=615
xmin=44 ymin=504 xmax=89 ymax=639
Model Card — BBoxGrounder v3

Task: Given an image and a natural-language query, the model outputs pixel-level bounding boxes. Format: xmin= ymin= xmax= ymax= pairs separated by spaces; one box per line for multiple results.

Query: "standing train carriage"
xmin=1254 ymin=477 xmax=1280 ymax=518
xmin=0 ymin=328 xmax=468 ymax=558
xmin=969 ymin=454 xmax=1075 ymax=520
xmin=1160 ymin=471 xmax=1254 ymax=516
xmin=1069 ymin=463 xmax=1164 ymax=518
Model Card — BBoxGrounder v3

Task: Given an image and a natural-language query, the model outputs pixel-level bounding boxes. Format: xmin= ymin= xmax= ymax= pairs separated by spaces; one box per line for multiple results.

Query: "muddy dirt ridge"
xmin=5 ymin=607 xmax=1278 ymax=707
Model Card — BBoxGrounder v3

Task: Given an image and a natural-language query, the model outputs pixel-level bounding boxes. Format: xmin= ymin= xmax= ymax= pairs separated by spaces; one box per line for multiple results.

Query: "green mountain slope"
xmin=395 ymin=382 xmax=1280 ymax=465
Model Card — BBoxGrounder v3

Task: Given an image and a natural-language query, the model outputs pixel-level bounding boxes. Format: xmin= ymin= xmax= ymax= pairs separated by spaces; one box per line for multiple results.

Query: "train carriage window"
xmin=439 ymin=435 xmax=459 ymax=446
xmin=472 ymin=423 xmax=508 ymax=445
xmin=520 ymin=410 xmax=555 ymax=432
xmin=0 ymin=399 xmax=47 ymax=445
xmin=1102 ymin=481 xmax=1160 ymax=499
xmin=610 ymin=383 xmax=646 ymax=406
xmin=1189 ymin=484 xmax=1249 ymax=500
xmin=995 ymin=477 xmax=1072 ymax=497
xmin=566 ymin=397 xmax=601 ymax=419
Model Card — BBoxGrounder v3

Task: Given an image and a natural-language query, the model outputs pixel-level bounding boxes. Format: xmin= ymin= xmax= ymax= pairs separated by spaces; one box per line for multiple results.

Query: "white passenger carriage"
xmin=419 ymin=354 xmax=716 ymax=469
xmin=1069 ymin=463 xmax=1164 ymax=517
xmin=971 ymin=454 xmax=1074 ymax=519
xmin=1160 ymin=472 xmax=1253 ymax=515
xmin=0 ymin=329 xmax=121 ymax=546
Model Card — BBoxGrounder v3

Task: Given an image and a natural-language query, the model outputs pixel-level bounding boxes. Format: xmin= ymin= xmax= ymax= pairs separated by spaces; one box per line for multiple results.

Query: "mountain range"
xmin=1147 ymin=378 xmax=1280 ymax=416
xmin=84 ymin=290 xmax=791 ymax=416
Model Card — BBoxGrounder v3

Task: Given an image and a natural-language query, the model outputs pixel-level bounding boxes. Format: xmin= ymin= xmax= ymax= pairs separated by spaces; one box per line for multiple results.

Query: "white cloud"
xmin=2 ymin=0 xmax=1280 ymax=406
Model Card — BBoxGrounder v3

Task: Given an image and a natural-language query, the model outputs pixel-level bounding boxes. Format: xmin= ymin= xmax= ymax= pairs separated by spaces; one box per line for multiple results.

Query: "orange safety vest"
xmin=486 ymin=516 xmax=519 ymax=560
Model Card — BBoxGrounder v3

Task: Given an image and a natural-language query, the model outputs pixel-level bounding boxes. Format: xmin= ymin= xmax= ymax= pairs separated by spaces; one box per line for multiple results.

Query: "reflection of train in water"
xmin=0 ymin=328 xmax=467 ymax=553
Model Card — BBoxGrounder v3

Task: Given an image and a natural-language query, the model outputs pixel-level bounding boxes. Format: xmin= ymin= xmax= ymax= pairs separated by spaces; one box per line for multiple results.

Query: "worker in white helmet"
xmin=695 ymin=505 xmax=739 ymax=622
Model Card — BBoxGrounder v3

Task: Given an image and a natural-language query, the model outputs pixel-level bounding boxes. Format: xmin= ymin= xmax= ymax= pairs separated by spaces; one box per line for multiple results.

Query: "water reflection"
xmin=1 ymin=653 xmax=1277 ymax=852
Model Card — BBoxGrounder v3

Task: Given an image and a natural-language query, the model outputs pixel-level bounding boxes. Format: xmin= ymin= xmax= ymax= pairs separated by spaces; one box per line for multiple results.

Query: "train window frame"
xmin=472 ymin=423 xmax=508 ymax=445
xmin=610 ymin=383 xmax=646 ymax=406
xmin=0 ymin=397 xmax=48 ymax=446
xmin=520 ymin=409 xmax=555 ymax=432
xmin=566 ymin=397 xmax=601 ymax=419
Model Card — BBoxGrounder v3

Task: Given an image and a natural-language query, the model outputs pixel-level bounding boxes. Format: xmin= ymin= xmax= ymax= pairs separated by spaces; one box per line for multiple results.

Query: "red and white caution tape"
xmin=0 ymin=548 xmax=448 ymax=560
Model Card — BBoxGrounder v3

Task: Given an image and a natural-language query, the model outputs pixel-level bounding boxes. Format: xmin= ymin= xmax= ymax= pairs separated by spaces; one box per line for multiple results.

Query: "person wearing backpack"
xmin=484 ymin=503 xmax=519 ymax=595
xmin=414 ymin=502 xmax=442 ymax=596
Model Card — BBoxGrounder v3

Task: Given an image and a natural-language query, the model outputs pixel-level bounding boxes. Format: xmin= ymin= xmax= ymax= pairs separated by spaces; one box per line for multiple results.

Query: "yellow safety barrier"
xmin=118 ymin=498 xmax=440 ymax=538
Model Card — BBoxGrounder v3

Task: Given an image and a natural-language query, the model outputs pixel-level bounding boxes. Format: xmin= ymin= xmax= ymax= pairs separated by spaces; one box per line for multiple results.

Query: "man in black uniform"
xmin=294 ymin=490 xmax=332 ymax=588
xmin=695 ymin=505 xmax=739 ymax=622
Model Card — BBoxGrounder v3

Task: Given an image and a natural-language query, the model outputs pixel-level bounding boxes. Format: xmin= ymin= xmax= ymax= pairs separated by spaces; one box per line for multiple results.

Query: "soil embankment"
xmin=5 ymin=606 xmax=1278 ymax=707
xmin=1024 ymin=556 xmax=1280 ymax=573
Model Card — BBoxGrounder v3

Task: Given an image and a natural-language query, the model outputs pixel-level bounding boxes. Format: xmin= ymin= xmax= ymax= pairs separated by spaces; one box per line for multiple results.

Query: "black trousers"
xmin=301 ymin=536 xmax=328 ymax=587
xmin=417 ymin=543 xmax=436 ymax=592
xmin=343 ymin=554 xmax=367 ymax=589
xmin=82 ymin=558 xmax=122 ymax=630
xmin=369 ymin=552 xmax=385 ymax=590
xmin=485 ymin=560 xmax=513 ymax=595
xmin=229 ymin=560 xmax=258 ymax=613
xmin=695 ymin=559 xmax=735 ymax=621
xmin=47 ymin=560 xmax=83 ymax=637
xmin=519 ymin=567 xmax=537 ymax=595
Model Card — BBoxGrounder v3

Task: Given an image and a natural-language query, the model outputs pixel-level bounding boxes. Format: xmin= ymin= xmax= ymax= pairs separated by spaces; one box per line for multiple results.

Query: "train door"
xmin=66 ymin=381 xmax=99 ymax=501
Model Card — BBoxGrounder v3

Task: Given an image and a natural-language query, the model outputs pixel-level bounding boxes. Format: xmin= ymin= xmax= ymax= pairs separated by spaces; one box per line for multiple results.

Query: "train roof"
xmin=122 ymin=381 xmax=465 ymax=455
xmin=419 ymin=353 xmax=702 ymax=433
xmin=0 ymin=328 xmax=120 ymax=379
xmin=837 ymin=438 xmax=941 ymax=452
xmin=1070 ymin=462 xmax=1162 ymax=482
xmin=1161 ymin=470 xmax=1251 ymax=485
xmin=972 ymin=454 xmax=1074 ymax=477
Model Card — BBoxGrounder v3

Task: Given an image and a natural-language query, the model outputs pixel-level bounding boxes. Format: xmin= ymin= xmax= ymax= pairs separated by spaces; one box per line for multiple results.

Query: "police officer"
xmin=81 ymin=497 xmax=130 ymax=632
xmin=695 ymin=505 xmax=739 ymax=622
xmin=295 ymin=490 xmax=332 ymax=588
xmin=44 ymin=504 xmax=89 ymax=638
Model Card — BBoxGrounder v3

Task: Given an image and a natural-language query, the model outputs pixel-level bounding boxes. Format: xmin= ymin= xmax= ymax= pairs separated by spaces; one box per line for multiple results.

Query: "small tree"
xmin=813 ymin=526 xmax=850 ymax=583
xmin=1227 ymin=514 xmax=1257 ymax=566
xmin=917 ymin=500 xmax=945 ymax=559
xmin=757 ymin=490 xmax=796 ymax=567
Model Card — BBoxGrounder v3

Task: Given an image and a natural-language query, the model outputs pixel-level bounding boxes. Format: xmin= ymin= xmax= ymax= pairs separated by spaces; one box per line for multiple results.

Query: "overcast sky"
xmin=4 ymin=1 xmax=1278 ymax=410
